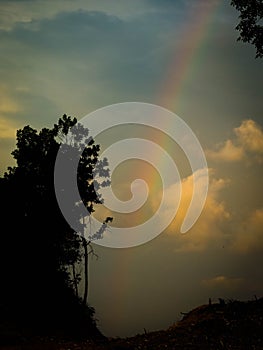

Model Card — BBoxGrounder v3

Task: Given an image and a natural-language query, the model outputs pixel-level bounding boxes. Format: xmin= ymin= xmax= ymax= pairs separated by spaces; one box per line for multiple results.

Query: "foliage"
xmin=0 ymin=115 xmax=110 ymax=338
xmin=231 ymin=0 xmax=263 ymax=58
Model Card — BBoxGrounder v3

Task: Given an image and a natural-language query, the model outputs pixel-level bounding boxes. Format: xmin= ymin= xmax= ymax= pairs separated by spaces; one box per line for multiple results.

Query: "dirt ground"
xmin=1 ymin=298 xmax=263 ymax=350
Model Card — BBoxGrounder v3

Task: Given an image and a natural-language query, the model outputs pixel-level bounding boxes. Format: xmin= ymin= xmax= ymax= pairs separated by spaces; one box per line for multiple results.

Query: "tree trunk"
xmin=72 ymin=263 xmax=79 ymax=298
xmin=82 ymin=236 xmax=89 ymax=306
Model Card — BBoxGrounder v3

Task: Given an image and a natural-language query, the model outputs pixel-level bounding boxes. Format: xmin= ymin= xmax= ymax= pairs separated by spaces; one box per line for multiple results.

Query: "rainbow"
xmin=157 ymin=0 xmax=222 ymax=111
xmin=93 ymin=1 xmax=223 ymax=337
xmin=143 ymin=1 xmax=222 ymax=198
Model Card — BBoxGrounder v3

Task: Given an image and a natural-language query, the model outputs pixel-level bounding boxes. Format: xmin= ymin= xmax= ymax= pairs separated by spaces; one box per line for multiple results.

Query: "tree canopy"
xmin=231 ymin=0 xmax=263 ymax=58
xmin=0 ymin=115 xmax=110 ymax=340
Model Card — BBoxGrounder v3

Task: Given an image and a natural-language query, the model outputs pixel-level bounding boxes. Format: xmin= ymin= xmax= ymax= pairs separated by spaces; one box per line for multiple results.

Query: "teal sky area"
xmin=0 ymin=0 xmax=262 ymax=337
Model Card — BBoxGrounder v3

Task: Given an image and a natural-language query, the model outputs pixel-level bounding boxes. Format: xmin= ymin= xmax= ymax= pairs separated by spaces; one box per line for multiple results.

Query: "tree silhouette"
xmin=231 ymin=0 xmax=263 ymax=58
xmin=0 ymin=115 xmax=110 ymax=340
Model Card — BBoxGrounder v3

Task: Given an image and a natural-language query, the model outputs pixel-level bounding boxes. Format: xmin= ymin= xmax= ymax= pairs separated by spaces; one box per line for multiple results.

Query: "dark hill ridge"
xmin=1 ymin=298 xmax=263 ymax=349
xmin=111 ymin=297 xmax=263 ymax=349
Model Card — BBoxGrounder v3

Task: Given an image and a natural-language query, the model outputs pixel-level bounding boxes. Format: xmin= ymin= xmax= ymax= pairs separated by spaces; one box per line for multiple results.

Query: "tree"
xmin=0 ymin=115 xmax=110 ymax=339
xmin=231 ymin=0 xmax=263 ymax=58
xmin=54 ymin=118 xmax=111 ymax=307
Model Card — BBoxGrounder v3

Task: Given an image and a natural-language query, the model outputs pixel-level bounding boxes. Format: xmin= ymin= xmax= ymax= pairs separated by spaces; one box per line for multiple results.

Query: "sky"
xmin=0 ymin=0 xmax=263 ymax=338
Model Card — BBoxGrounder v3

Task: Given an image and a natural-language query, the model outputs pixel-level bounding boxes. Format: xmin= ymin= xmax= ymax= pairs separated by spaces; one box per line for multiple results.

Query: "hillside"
xmin=1 ymin=297 xmax=263 ymax=349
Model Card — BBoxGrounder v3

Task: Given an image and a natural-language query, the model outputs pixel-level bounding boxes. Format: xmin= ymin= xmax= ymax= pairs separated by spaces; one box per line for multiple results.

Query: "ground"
xmin=1 ymin=298 xmax=263 ymax=350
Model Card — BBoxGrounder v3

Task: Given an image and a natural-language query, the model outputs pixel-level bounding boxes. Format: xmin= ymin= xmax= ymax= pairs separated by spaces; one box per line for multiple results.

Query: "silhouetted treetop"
xmin=0 ymin=114 xmax=110 ymax=340
xmin=231 ymin=0 xmax=263 ymax=58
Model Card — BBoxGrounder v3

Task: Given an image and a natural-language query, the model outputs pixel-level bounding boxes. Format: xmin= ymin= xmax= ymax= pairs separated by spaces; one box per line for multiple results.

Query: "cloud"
xmin=232 ymin=208 xmax=263 ymax=254
xmin=92 ymin=167 xmax=230 ymax=251
xmin=202 ymin=275 xmax=244 ymax=290
xmin=235 ymin=119 xmax=263 ymax=154
xmin=0 ymin=8 xmax=173 ymax=115
xmin=162 ymin=167 xmax=263 ymax=254
xmin=0 ymin=85 xmax=22 ymax=139
xmin=0 ymin=85 xmax=20 ymax=115
xmin=206 ymin=119 xmax=263 ymax=164
xmin=0 ymin=0 xmax=150 ymax=31
xmin=0 ymin=118 xmax=18 ymax=139
xmin=160 ymin=167 xmax=263 ymax=254
xmin=206 ymin=139 xmax=244 ymax=162
xmin=161 ymin=169 xmax=231 ymax=252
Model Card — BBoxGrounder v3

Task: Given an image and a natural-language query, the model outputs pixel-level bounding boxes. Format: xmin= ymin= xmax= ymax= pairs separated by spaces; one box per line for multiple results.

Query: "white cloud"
xmin=206 ymin=139 xmax=244 ymax=162
xmin=163 ymin=170 xmax=263 ymax=254
xmin=206 ymin=119 xmax=263 ymax=164
xmin=92 ymin=167 xmax=230 ymax=251
xmin=163 ymin=168 xmax=263 ymax=254
xmin=162 ymin=169 xmax=231 ymax=252
xmin=235 ymin=119 xmax=263 ymax=154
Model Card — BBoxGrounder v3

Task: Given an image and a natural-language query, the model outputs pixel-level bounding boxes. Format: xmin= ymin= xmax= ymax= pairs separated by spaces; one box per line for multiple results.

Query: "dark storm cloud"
xmin=0 ymin=9 xmax=175 ymax=100
xmin=0 ymin=2 xmax=262 ymax=149
xmin=0 ymin=2 xmax=262 ymax=139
